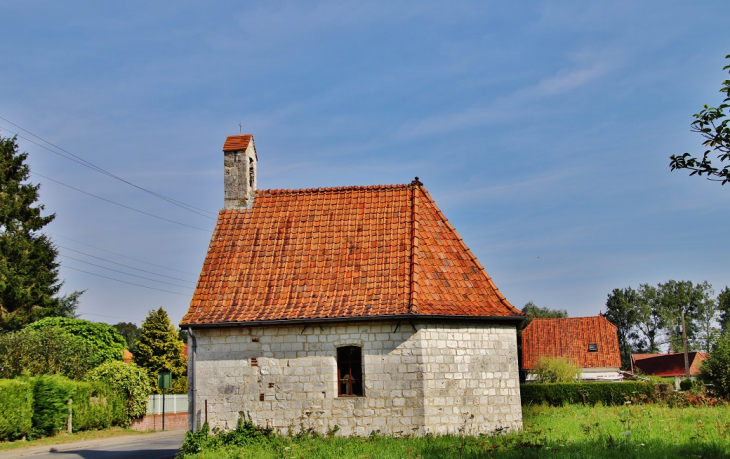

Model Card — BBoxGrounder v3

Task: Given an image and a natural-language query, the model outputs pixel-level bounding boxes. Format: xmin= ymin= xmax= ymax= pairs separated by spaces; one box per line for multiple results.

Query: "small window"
xmin=337 ymin=346 xmax=363 ymax=397
xmin=588 ymin=343 xmax=598 ymax=352
xmin=249 ymin=158 xmax=255 ymax=188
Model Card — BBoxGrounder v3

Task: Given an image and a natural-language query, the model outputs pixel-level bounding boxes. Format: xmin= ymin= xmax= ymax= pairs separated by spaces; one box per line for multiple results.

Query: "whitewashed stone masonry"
xmin=189 ymin=320 xmax=522 ymax=436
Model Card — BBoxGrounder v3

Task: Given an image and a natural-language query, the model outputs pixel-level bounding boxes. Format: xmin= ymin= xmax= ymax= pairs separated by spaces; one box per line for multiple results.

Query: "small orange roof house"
xmin=521 ymin=315 xmax=622 ymax=382
xmin=180 ymin=134 xmax=524 ymax=436
xmin=632 ymin=352 xmax=707 ymax=385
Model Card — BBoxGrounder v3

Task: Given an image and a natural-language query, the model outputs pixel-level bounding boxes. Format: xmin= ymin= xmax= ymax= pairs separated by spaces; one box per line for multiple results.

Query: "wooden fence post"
xmin=67 ymin=398 xmax=73 ymax=434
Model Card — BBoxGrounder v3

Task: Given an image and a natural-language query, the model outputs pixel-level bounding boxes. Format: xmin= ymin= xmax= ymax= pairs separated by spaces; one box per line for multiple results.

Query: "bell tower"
xmin=222 ymin=134 xmax=257 ymax=209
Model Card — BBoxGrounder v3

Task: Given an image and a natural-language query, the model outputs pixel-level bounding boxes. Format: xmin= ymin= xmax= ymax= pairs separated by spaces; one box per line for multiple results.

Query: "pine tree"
xmin=0 ymin=136 xmax=78 ymax=331
xmin=134 ymin=307 xmax=186 ymax=393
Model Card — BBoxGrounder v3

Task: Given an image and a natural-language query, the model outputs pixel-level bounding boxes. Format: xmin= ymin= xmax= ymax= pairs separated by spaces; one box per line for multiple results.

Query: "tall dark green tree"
xmin=134 ymin=307 xmax=186 ymax=393
xmin=634 ymin=283 xmax=664 ymax=353
xmin=0 ymin=136 xmax=79 ymax=331
xmin=657 ymin=280 xmax=713 ymax=353
xmin=718 ymin=287 xmax=730 ymax=335
xmin=604 ymin=287 xmax=640 ymax=369
xmin=520 ymin=301 xmax=568 ymax=330
xmin=113 ymin=321 xmax=142 ymax=353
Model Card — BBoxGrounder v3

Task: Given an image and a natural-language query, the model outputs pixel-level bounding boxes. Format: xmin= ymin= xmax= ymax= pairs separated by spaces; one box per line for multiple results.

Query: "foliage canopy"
xmin=26 ymin=317 xmax=127 ymax=368
xmin=0 ymin=326 xmax=95 ymax=379
xmin=670 ymin=54 xmax=730 ymax=186
xmin=701 ymin=335 xmax=730 ymax=398
xmin=0 ymin=136 xmax=80 ymax=331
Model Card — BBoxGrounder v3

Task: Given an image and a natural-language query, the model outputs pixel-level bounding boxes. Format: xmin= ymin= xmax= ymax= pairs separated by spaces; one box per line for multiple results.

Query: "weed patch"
xmin=178 ymin=405 xmax=730 ymax=458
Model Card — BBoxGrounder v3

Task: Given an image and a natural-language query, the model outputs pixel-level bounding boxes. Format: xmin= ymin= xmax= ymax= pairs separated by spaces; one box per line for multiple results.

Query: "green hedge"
xmin=1 ymin=375 xmax=130 ymax=440
xmin=520 ymin=382 xmax=673 ymax=406
xmin=32 ymin=375 xmax=75 ymax=437
xmin=71 ymin=381 xmax=126 ymax=431
xmin=0 ymin=379 xmax=33 ymax=441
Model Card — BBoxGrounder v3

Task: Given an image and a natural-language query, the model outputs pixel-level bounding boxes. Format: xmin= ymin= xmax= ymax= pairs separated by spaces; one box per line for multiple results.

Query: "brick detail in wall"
xmin=130 ymin=413 xmax=188 ymax=431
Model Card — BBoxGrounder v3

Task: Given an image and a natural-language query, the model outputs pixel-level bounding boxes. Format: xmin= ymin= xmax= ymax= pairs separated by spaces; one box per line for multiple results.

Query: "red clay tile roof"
xmin=632 ymin=353 xmax=663 ymax=361
xmin=521 ymin=316 xmax=621 ymax=370
xmin=181 ymin=182 xmax=521 ymax=325
xmin=223 ymin=134 xmax=252 ymax=152
xmin=631 ymin=352 xmax=707 ymax=377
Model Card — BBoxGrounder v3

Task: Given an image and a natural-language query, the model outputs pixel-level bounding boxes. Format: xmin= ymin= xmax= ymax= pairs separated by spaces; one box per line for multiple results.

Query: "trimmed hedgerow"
xmin=31 ymin=375 xmax=75 ymax=437
xmin=70 ymin=381 xmax=126 ymax=431
xmin=0 ymin=379 xmax=33 ymax=441
xmin=520 ymin=382 xmax=673 ymax=406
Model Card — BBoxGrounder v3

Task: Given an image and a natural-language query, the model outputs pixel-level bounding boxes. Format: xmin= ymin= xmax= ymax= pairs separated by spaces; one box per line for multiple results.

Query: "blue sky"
xmin=1 ymin=1 xmax=729 ymax=327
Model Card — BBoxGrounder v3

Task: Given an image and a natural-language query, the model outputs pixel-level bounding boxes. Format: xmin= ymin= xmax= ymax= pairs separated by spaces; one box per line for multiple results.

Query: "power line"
xmin=30 ymin=171 xmax=211 ymax=232
xmin=0 ymin=117 xmax=217 ymax=219
xmin=58 ymin=245 xmax=196 ymax=284
xmin=63 ymin=265 xmax=191 ymax=296
xmin=60 ymin=254 xmax=195 ymax=290
xmin=76 ymin=311 xmax=138 ymax=322
xmin=5 ymin=130 xmax=216 ymax=220
xmin=48 ymin=231 xmax=197 ymax=275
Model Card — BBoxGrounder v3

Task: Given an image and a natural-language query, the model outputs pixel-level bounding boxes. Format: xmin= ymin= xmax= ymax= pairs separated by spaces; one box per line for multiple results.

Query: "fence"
xmin=146 ymin=394 xmax=188 ymax=415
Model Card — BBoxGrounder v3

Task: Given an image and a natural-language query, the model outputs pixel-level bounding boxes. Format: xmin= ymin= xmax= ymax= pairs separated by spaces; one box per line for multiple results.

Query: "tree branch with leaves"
xmin=670 ymin=54 xmax=730 ymax=185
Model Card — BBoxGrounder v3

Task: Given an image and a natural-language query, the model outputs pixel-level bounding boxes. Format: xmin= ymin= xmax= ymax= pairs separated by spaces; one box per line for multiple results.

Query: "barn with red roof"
xmin=180 ymin=134 xmax=524 ymax=436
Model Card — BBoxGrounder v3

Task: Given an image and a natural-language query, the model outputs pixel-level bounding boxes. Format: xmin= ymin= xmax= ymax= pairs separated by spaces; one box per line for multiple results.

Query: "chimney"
xmin=222 ymin=134 xmax=257 ymax=209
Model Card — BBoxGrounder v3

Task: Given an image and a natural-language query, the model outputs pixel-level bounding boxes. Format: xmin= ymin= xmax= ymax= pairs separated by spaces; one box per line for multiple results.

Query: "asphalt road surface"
xmin=5 ymin=431 xmax=186 ymax=459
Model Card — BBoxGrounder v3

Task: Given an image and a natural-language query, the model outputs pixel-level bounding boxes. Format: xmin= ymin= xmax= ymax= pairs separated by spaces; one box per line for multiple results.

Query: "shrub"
xmin=178 ymin=414 xmax=274 ymax=457
xmin=170 ymin=375 xmax=188 ymax=395
xmin=701 ymin=334 xmax=730 ymax=398
xmin=520 ymin=381 xmax=671 ymax=406
xmin=71 ymin=381 xmax=126 ymax=431
xmin=0 ymin=379 xmax=33 ymax=441
xmin=31 ymin=374 xmax=74 ymax=437
xmin=26 ymin=317 xmax=127 ymax=368
xmin=0 ymin=327 xmax=94 ymax=379
xmin=531 ymin=356 xmax=581 ymax=383
xmin=680 ymin=378 xmax=693 ymax=391
xmin=87 ymin=361 xmax=152 ymax=425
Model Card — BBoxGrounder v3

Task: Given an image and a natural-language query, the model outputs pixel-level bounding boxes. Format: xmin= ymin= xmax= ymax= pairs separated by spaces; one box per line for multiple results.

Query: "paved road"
xmin=1 ymin=431 xmax=186 ymax=459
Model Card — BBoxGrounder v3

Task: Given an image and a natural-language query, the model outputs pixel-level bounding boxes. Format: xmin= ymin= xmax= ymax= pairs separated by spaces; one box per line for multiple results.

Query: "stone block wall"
xmin=189 ymin=320 xmax=522 ymax=436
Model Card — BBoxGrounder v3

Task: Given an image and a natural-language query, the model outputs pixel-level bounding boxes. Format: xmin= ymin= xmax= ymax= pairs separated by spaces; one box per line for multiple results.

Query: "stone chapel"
xmin=180 ymin=134 xmax=524 ymax=436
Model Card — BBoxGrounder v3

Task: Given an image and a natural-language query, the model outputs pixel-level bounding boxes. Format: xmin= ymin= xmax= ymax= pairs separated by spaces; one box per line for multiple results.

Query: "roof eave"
xmin=180 ymin=313 xmax=526 ymax=329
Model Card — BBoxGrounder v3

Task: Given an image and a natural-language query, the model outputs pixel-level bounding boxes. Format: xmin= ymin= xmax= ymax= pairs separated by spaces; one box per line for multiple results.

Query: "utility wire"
xmin=0 ymin=117 xmax=217 ymax=219
xmin=60 ymin=254 xmax=194 ymax=290
xmin=76 ymin=311 xmax=136 ymax=322
xmin=30 ymin=171 xmax=211 ymax=232
xmin=47 ymin=231 xmax=197 ymax=275
xmin=58 ymin=245 xmax=196 ymax=284
xmin=62 ymin=265 xmax=191 ymax=296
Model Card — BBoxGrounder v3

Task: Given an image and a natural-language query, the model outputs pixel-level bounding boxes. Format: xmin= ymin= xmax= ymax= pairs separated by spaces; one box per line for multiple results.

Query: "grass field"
xmin=183 ymin=404 xmax=730 ymax=458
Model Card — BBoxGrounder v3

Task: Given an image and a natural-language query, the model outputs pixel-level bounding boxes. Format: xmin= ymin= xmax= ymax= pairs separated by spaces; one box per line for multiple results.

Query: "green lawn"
xmin=183 ymin=404 xmax=730 ymax=458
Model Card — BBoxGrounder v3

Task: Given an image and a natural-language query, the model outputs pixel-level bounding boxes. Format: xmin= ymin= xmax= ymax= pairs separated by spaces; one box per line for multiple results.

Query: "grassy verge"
xmin=0 ymin=427 xmax=156 ymax=452
xmin=183 ymin=404 xmax=730 ymax=458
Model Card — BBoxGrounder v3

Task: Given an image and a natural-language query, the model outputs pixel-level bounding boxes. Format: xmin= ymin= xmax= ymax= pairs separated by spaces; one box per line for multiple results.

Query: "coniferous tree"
xmin=0 ymin=136 xmax=79 ymax=331
xmin=134 ymin=307 xmax=186 ymax=393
